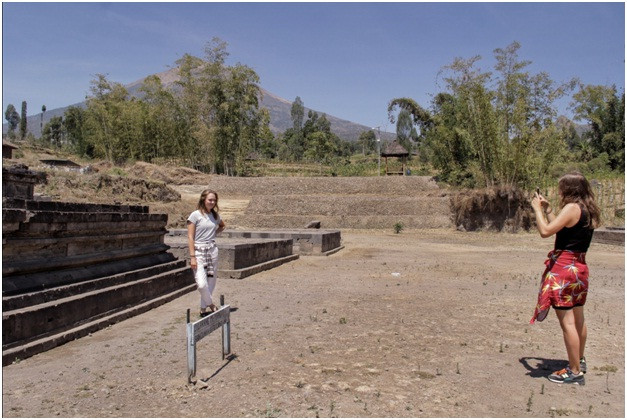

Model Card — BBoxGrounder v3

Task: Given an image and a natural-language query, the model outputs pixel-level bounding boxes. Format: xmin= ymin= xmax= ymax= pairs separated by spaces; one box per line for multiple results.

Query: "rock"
xmin=305 ymin=220 xmax=321 ymax=229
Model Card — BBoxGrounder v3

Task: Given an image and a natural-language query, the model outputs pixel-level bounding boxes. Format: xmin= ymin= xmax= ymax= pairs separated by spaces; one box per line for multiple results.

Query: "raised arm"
xmin=531 ymin=197 xmax=580 ymax=238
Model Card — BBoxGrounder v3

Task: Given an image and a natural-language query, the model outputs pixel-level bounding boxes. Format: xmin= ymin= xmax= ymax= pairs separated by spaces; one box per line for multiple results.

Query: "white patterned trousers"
xmin=193 ymin=242 xmax=219 ymax=309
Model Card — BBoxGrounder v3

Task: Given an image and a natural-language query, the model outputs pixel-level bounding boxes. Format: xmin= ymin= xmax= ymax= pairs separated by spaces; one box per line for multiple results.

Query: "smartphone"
xmin=536 ymin=187 xmax=540 ymax=196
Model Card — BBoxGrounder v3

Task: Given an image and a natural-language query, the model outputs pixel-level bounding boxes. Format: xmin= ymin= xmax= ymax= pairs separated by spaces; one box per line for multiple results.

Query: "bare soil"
xmin=2 ymin=230 xmax=624 ymax=418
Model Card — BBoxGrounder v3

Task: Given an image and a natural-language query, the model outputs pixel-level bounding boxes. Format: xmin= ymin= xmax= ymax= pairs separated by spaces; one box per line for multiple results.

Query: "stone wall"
xmin=2 ymin=165 xmax=194 ymax=365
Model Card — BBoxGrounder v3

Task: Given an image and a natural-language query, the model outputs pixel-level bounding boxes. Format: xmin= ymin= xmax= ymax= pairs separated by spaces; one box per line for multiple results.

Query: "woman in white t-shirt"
xmin=187 ymin=189 xmax=226 ymax=317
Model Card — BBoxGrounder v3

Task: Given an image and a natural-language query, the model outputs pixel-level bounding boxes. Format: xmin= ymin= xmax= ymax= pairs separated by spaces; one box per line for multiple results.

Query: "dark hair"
xmin=558 ymin=172 xmax=601 ymax=229
xmin=197 ymin=189 xmax=220 ymax=219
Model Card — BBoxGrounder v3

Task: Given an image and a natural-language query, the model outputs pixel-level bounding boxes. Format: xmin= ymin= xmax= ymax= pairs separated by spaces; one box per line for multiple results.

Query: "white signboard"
xmin=186 ymin=305 xmax=231 ymax=382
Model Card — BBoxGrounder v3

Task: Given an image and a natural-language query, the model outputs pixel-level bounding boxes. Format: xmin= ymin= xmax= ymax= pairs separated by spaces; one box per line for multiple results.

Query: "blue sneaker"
xmin=548 ymin=367 xmax=585 ymax=385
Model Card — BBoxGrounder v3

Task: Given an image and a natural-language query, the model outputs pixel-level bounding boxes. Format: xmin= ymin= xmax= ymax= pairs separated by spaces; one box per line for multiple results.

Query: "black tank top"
xmin=554 ymin=204 xmax=594 ymax=252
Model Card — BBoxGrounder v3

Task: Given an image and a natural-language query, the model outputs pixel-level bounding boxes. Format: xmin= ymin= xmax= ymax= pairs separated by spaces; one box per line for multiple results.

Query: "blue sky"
xmin=2 ymin=2 xmax=625 ymax=131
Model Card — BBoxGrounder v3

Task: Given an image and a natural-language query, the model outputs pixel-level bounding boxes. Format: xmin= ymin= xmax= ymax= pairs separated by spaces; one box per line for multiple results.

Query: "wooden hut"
xmin=2 ymin=140 xmax=19 ymax=159
xmin=381 ymin=141 xmax=409 ymax=176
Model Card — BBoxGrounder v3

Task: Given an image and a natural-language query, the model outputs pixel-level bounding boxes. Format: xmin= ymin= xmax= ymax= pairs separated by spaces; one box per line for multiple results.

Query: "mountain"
xmin=4 ymin=67 xmax=396 ymax=142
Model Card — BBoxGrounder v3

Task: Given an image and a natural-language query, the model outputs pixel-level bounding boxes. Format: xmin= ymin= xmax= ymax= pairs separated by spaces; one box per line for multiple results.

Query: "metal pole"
xmin=373 ymin=126 xmax=381 ymax=176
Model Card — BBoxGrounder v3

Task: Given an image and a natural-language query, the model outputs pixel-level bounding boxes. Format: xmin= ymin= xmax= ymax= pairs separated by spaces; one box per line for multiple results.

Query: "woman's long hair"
xmin=197 ymin=189 xmax=220 ymax=219
xmin=558 ymin=172 xmax=601 ymax=228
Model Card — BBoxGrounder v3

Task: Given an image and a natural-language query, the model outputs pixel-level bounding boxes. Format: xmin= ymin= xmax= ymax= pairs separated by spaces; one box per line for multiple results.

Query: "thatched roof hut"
xmin=381 ymin=141 xmax=409 ymax=175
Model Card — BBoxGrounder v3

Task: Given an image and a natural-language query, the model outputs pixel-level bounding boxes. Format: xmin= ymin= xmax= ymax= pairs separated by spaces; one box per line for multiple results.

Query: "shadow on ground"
xmin=520 ymin=356 xmax=568 ymax=378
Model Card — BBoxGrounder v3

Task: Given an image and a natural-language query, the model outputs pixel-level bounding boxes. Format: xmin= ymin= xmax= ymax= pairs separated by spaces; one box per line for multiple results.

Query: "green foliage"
xmin=42 ymin=38 xmax=271 ymax=176
xmin=278 ymin=100 xmax=352 ymax=164
xmin=42 ymin=116 xmax=65 ymax=146
xmin=393 ymin=222 xmax=404 ymax=234
xmin=357 ymin=130 xmax=376 ymax=155
xmin=20 ymin=101 xmax=27 ymax=139
xmin=396 ymin=109 xmax=418 ymax=153
xmin=572 ymin=84 xmax=625 ymax=171
xmin=4 ymin=104 xmax=20 ymax=136
xmin=388 ymin=41 xmax=606 ymax=189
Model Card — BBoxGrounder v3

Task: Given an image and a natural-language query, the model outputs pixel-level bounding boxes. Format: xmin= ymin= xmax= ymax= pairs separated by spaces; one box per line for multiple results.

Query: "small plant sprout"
xmin=526 ymin=390 xmax=534 ymax=412
xmin=393 ymin=222 xmax=404 ymax=234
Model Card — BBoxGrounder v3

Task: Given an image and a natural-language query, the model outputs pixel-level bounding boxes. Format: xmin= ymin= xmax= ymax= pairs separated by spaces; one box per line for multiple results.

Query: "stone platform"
xmin=165 ymin=231 xmax=301 ymax=279
xmin=221 ymin=229 xmax=344 ymax=256
xmin=592 ymin=227 xmax=625 ymax=246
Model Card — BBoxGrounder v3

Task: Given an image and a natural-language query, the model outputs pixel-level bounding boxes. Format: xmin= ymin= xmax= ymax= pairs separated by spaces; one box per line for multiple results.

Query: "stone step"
xmin=244 ymin=194 xmax=451 ymax=216
xmin=2 ymin=265 xmax=194 ymax=351
xmin=2 ymin=197 xmax=149 ymax=214
xmin=3 ymin=242 xmax=170 ymax=278
xmin=3 ymin=208 xmax=167 ymax=238
xmin=180 ymin=175 xmax=442 ymax=196
xmin=3 ymin=257 xmax=186 ymax=309
xmin=236 ymin=214 xmax=452 ymax=230
xmin=2 ymin=282 xmax=196 ymax=366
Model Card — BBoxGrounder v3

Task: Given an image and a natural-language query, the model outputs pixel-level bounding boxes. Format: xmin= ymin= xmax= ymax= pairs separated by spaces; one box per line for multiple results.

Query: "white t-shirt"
xmin=187 ymin=210 xmax=222 ymax=244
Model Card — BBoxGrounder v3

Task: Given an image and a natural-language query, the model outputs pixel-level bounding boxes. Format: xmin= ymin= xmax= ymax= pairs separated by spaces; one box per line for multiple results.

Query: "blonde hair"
xmin=197 ymin=189 xmax=220 ymax=219
xmin=558 ymin=172 xmax=601 ymax=229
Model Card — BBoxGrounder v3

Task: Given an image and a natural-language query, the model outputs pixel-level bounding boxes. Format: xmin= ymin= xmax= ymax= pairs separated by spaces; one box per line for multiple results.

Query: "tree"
xmin=83 ymin=74 xmax=134 ymax=162
xmin=42 ymin=116 xmax=65 ymax=146
xmin=357 ymin=130 xmax=376 ymax=155
xmin=41 ymin=104 xmax=46 ymax=134
xmin=572 ymin=84 xmax=625 ymax=171
xmin=256 ymin=108 xmax=278 ymax=158
xmin=63 ymin=106 xmax=90 ymax=156
xmin=182 ymin=37 xmax=265 ymax=175
xmin=139 ymin=75 xmax=186 ymax=161
xmin=291 ymin=96 xmax=305 ymax=131
xmin=20 ymin=101 xmax=27 ymax=139
xmin=390 ymin=41 xmax=575 ymax=189
xmin=4 ymin=104 xmax=20 ymax=138
xmin=396 ymin=109 xmax=418 ymax=153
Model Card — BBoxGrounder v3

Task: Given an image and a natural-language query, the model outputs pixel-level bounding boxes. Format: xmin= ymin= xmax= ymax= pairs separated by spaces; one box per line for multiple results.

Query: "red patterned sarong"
xmin=530 ymin=250 xmax=589 ymax=324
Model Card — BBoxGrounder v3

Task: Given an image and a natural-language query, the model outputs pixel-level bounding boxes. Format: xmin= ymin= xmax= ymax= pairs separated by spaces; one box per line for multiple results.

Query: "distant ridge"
xmin=4 ymin=66 xmax=396 ymax=142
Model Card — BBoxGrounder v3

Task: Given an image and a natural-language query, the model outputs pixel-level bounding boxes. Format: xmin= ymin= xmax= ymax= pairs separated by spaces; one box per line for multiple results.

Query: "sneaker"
xmin=579 ymin=357 xmax=587 ymax=374
xmin=548 ymin=367 xmax=585 ymax=385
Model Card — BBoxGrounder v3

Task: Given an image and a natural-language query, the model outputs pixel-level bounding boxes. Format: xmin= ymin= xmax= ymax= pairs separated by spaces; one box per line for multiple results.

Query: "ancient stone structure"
xmin=166 ymin=233 xmax=299 ymax=279
xmin=222 ymin=229 xmax=343 ymax=256
xmin=2 ymin=165 xmax=194 ymax=365
xmin=592 ymin=227 xmax=625 ymax=245
xmin=165 ymin=228 xmax=342 ymax=279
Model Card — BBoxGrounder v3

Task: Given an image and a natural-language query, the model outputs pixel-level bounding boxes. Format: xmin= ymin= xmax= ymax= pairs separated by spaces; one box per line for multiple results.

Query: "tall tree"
xmin=63 ymin=106 xmax=90 ymax=156
xmin=40 ymin=104 xmax=46 ymax=134
xmin=4 ymin=104 xmax=20 ymax=138
xmin=20 ymin=101 xmax=27 ymax=139
xmin=396 ymin=109 xmax=418 ymax=153
xmin=357 ymin=130 xmax=376 ymax=155
xmin=389 ymin=41 xmax=575 ymax=188
xmin=42 ymin=116 xmax=65 ymax=146
xmin=572 ymin=84 xmax=625 ymax=171
xmin=291 ymin=96 xmax=305 ymax=131
xmin=83 ymin=74 xmax=134 ymax=162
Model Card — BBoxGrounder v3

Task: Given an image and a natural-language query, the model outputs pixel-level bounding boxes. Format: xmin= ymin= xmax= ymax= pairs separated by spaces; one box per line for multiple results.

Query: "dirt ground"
xmin=2 ymin=229 xmax=624 ymax=418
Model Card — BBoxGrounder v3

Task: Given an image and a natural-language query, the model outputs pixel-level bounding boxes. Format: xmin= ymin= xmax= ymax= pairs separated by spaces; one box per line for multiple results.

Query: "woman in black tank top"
xmin=530 ymin=172 xmax=600 ymax=385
